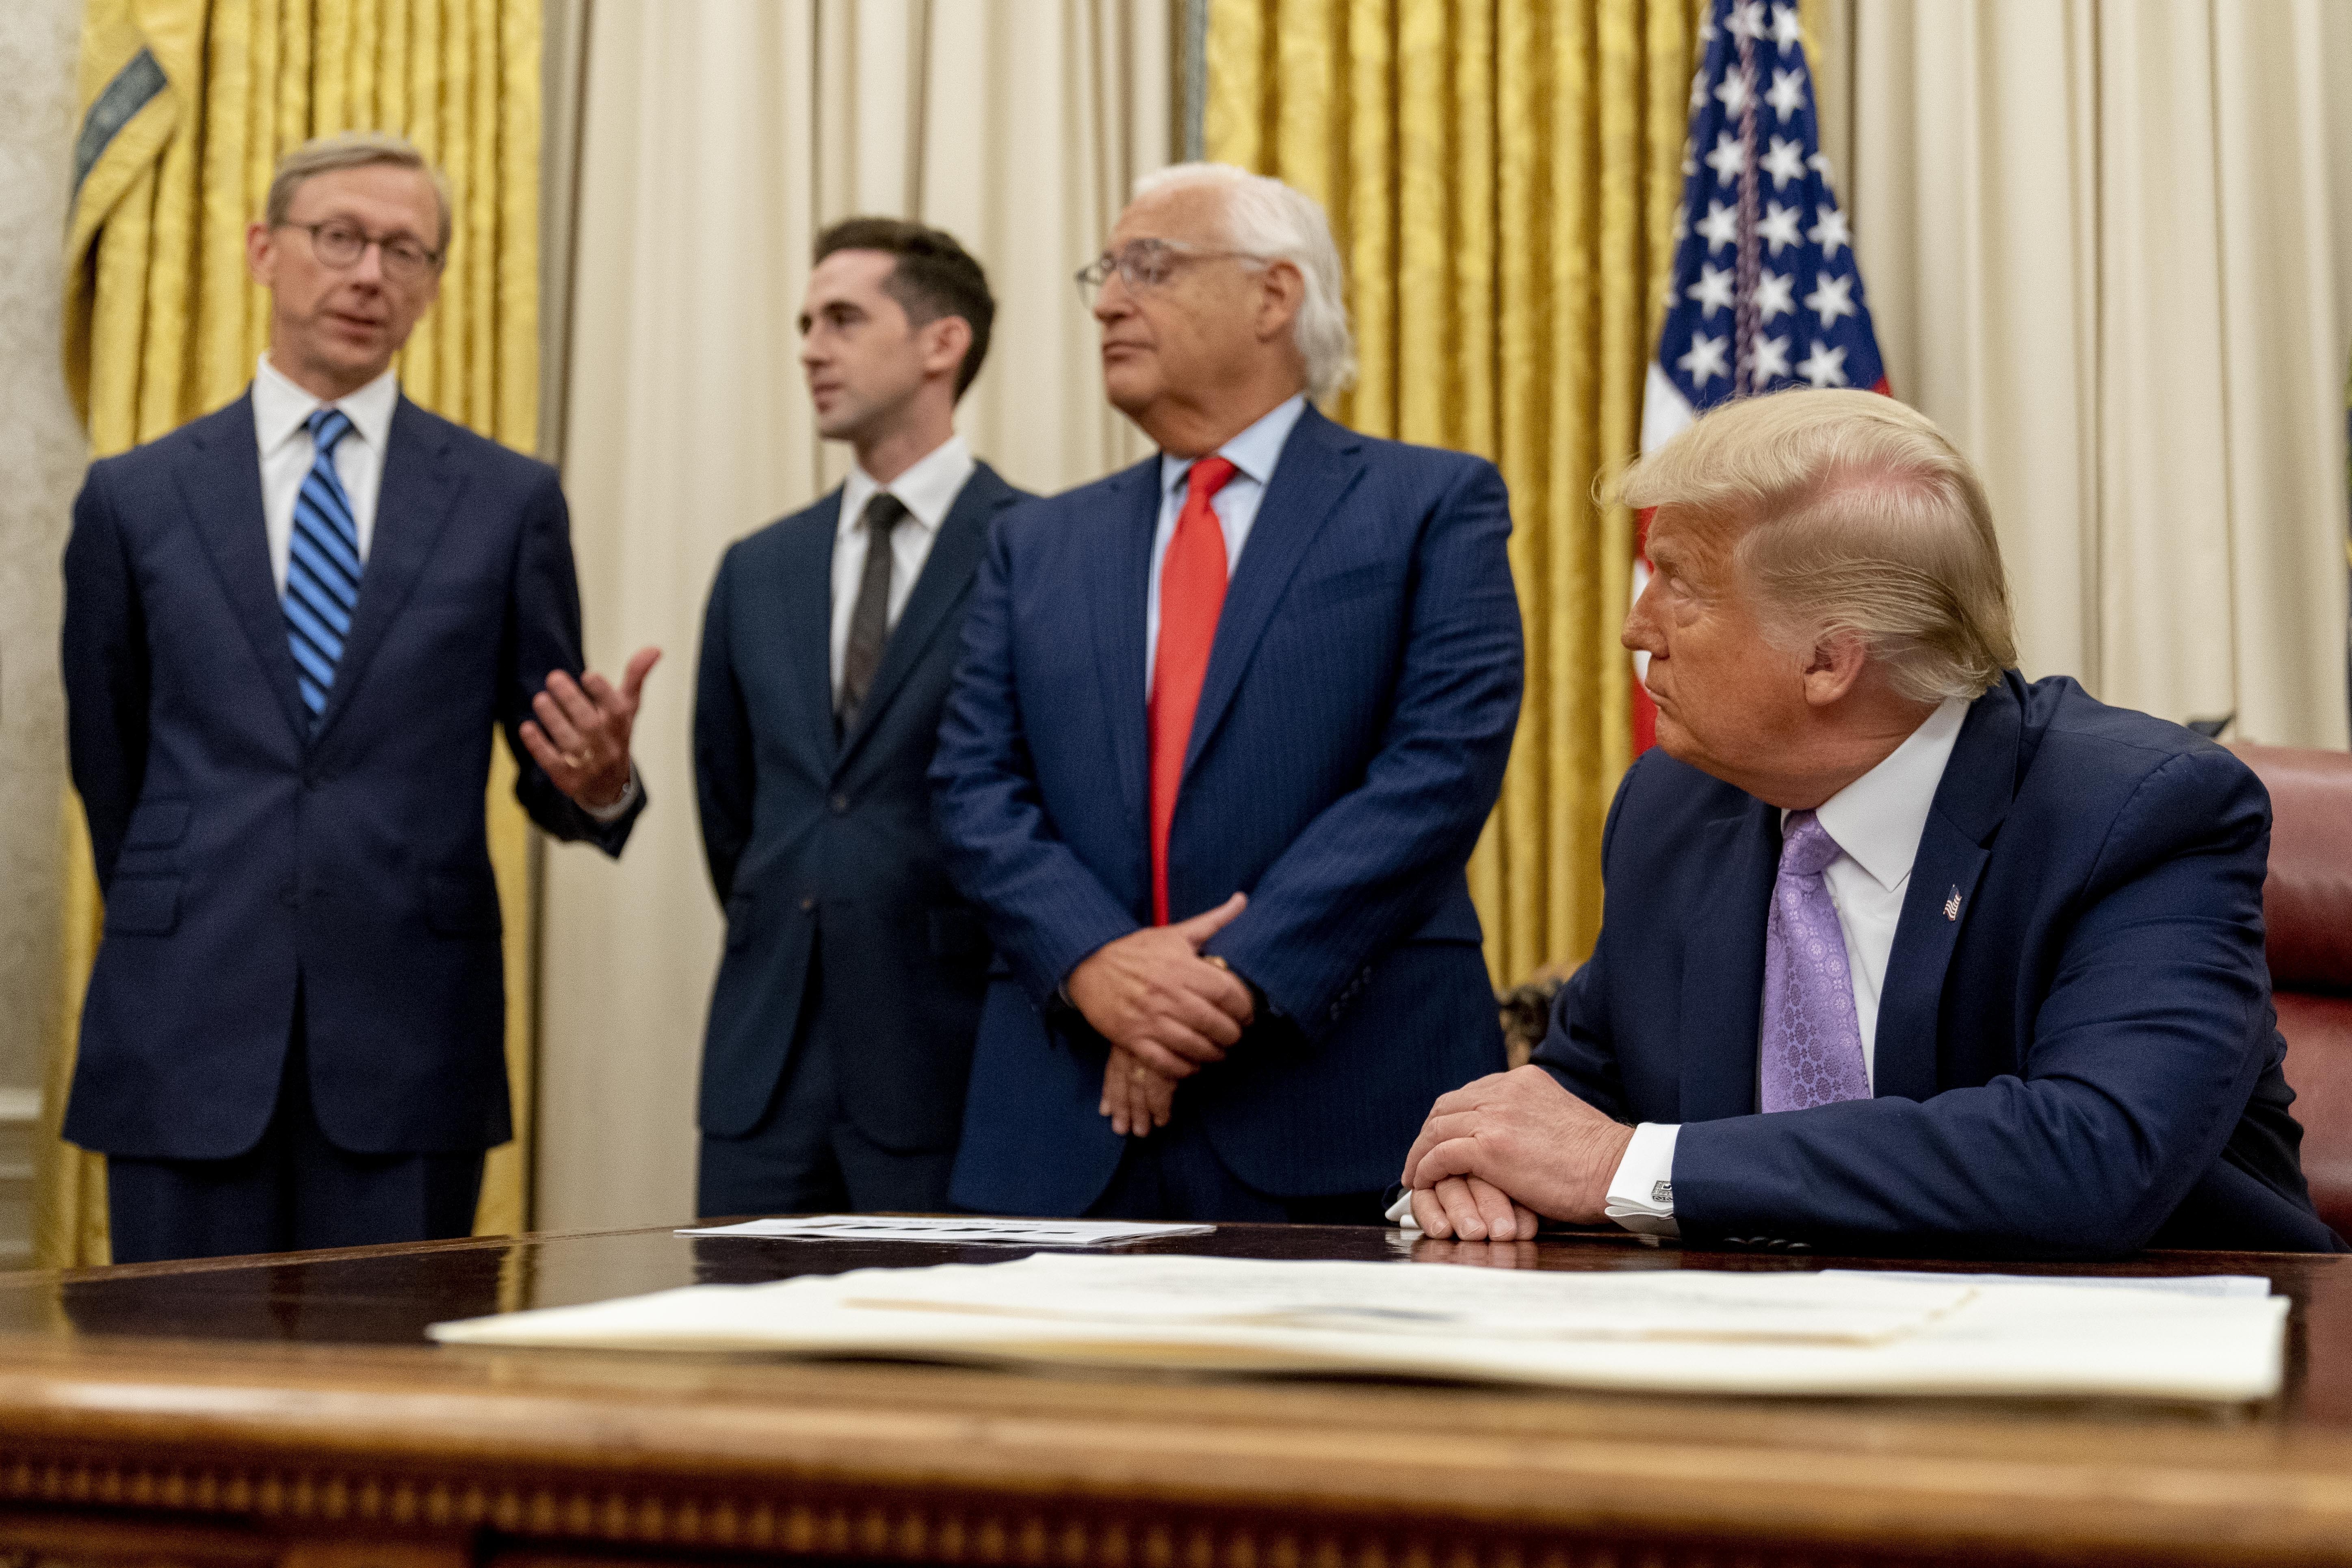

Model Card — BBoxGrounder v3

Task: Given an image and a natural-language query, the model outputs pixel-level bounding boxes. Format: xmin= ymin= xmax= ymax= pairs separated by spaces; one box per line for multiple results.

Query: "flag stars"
xmin=1804 ymin=270 xmax=1857 ymax=328
xmin=1809 ymin=202 xmax=1852 ymax=259
xmin=1704 ymin=131 xmax=1749 ymax=185
xmin=1762 ymin=136 xmax=1807 ymax=189
xmin=1766 ymin=67 xmax=1808 ymax=121
xmin=1687 ymin=262 xmax=1736 ymax=318
xmin=1725 ymin=2 xmax=1768 ymax=42
xmin=1771 ymin=4 xmax=1804 ymax=52
xmin=1715 ymin=69 xmax=1754 ymax=121
xmin=1690 ymin=69 xmax=1710 ymax=113
xmin=1758 ymin=199 xmax=1803 ymax=255
xmin=1679 ymin=331 xmax=1730 ymax=390
xmin=1696 ymin=199 xmax=1741 ymax=254
xmin=1755 ymin=268 xmax=1796 ymax=323
xmin=1746 ymin=334 xmax=1794 ymax=383
xmin=1672 ymin=203 xmax=1689 ymax=245
xmin=1797 ymin=339 xmax=1850 ymax=387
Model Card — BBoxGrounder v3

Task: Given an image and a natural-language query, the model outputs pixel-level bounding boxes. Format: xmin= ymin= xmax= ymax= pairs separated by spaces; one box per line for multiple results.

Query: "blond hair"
xmin=1133 ymin=163 xmax=1357 ymax=403
xmin=1616 ymin=389 xmax=2017 ymax=704
xmin=265 ymin=132 xmax=451 ymax=255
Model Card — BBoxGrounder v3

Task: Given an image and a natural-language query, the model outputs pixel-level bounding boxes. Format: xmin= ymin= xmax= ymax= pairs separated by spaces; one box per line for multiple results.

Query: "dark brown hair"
xmin=814 ymin=218 xmax=995 ymax=399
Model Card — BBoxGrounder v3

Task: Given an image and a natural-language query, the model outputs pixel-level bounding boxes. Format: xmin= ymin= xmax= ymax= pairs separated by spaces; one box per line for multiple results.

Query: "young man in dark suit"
xmin=1401 ymin=389 xmax=2341 ymax=1258
xmin=693 ymin=220 xmax=1026 ymax=1217
xmin=931 ymin=166 xmax=1524 ymax=1222
xmin=61 ymin=134 xmax=656 ymax=1264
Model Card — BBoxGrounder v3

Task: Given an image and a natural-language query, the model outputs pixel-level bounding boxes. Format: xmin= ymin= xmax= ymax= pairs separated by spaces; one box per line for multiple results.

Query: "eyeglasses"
xmin=282 ymin=220 xmax=443 ymax=283
xmin=1074 ymin=237 xmax=1267 ymax=305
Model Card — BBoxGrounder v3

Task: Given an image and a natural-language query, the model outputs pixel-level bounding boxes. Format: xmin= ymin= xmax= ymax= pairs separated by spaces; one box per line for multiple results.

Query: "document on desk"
xmin=429 ymin=1253 xmax=2288 ymax=1403
xmin=677 ymin=1216 xmax=1215 ymax=1246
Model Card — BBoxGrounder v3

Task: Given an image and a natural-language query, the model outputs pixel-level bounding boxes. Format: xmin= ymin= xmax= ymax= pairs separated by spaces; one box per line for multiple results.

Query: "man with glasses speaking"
xmin=933 ymin=164 xmax=1524 ymax=1223
xmin=61 ymin=134 xmax=655 ymax=1262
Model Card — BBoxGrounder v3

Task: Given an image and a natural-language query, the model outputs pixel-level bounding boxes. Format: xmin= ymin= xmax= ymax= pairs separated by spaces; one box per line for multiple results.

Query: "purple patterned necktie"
xmin=1759 ymin=810 xmax=1872 ymax=1111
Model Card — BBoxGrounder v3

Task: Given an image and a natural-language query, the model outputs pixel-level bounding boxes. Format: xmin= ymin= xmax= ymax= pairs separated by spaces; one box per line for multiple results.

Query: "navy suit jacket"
xmin=61 ymin=392 xmax=642 ymax=1161
xmin=932 ymin=405 xmax=1523 ymax=1215
xmin=694 ymin=463 xmax=1028 ymax=1149
xmin=1535 ymin=672 xmax=2339 ymax=1257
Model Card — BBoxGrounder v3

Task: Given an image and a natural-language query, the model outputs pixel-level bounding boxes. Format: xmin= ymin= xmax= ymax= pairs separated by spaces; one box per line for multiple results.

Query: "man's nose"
xmin=349 ymin=241 xmax=386 ymax=286
xmin=1622 ymin=581 xmax=1661 ymax=654
xmin=1092 ymin=270 xmax=1132 ymax=325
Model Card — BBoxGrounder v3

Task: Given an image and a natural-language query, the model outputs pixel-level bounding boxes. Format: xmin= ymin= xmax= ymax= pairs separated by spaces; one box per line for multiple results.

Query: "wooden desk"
xmin=0 ymin=1225 xmax=2341 ymax=1567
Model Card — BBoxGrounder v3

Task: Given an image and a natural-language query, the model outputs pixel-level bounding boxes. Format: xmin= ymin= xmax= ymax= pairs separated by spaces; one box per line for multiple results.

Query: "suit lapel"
xmin=1680 ymin=799 xmax=1780 ymax=1121
xmin=312 ymin=398 xmax=464 ymax=744
xmin=833 ymin=464 xmax=1014 ymax=777
xmin=1089 ymin=460 xmax=1160 ymax=829
xmin=177 ymin=395 xmax=310 ymax=743
xmin=1183 ymin=407 xmax=1367 ymax=776
xmin=1872 ymin=679 xmax=2022 ymax=1101
xmin=781 ymin=490 xmax=844 ymax=777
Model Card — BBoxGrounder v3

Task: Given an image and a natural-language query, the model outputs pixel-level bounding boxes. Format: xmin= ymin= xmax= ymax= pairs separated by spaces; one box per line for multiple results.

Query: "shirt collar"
xmin=838 ymin=433 xmax=975 ymax=540
xmin=1789 ymin=696 xmax=1969 ymax=892
xmin=1159 ymin=392 xmax=1310 ymax=499
xmin=253 ymin=351 xmax=399 ymax=456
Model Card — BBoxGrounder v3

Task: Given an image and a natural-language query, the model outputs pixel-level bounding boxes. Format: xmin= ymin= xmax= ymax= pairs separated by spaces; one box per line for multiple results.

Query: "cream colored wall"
xmin=0 ymin=0 xmax=95 ymax=1263
xmin=0 ymin=0 xmax=91 ymax=1093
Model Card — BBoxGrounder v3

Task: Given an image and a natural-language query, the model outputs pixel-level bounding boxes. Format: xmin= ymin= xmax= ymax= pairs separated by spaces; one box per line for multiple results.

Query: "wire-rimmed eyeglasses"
xmin=1074 ymin=237 xmax=1268 ymax=306
xmin=281 ymin=220 xmax=444 ymax=284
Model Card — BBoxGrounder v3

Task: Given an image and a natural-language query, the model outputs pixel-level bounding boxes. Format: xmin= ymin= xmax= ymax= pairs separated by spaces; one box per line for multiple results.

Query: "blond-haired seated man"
xmin=1402 ymin=389 xmax=2342 ymax=1258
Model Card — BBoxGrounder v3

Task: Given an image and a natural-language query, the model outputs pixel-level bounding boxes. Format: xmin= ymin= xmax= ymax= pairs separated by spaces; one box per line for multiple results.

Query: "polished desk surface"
xmin=0 ymin=1225 xmax=2346 ymax=1566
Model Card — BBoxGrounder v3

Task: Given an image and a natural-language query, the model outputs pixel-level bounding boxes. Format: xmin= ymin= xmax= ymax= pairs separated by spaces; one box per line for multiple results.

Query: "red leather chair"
xmin=2236 ymin=745 xmax=2352 ymax=1238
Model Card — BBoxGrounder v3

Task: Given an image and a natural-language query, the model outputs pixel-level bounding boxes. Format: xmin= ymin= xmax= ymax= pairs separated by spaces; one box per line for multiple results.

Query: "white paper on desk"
xmin=676 ymin=1216 xmax=1215 ymax=1246
xmin=429 ymin=1252 xmax=2289 ymax=1402
xmin=1823 ymin=1269 xmax=2274 ymax=1300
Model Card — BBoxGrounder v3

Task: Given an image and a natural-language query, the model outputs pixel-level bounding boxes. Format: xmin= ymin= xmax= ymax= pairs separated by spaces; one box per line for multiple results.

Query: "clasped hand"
xmin=519 ymin=647 xmax=661 ymax=811
xmin=1397 ymin=1065 xmax=1635 ymax=1242
xmin=1069 ymin=892 xmax=1252 ymax=1137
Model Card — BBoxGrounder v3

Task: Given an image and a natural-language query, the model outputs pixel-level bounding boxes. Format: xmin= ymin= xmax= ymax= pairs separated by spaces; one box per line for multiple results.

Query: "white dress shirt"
xmin=831 ymin=434 xmax=975 ymax=703
xmin=1146 ymin=394 xmax=1308 ymax=691
xmin=1605 ymin=696 xmax=1971 ymax=1237
xmin=252 ymin=352 xmax=398 ymax=596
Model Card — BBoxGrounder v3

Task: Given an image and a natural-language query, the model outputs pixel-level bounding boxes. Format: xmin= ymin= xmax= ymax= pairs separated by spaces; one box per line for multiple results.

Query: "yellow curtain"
xmin=44 ymin=0 xmax=544 ymax=1268
xmin=1206 ymin=0 xmax=1698 ymax=986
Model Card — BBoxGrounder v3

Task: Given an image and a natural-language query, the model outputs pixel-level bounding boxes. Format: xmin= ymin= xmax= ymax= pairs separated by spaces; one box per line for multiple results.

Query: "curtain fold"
xmin=46 ymin=0 xmax=544 ymax=1267
xmin=538 ymin=0 xmax=1170 ymax=1232
xmin=1845 ymin=0 xmax=2352 ymax=750
xmin=1205 ymin=0 xmax=1697 ymax=985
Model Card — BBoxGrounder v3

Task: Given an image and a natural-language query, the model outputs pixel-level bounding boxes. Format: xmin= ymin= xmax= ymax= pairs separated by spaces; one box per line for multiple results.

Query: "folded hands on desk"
xmin=1401 ymin=1065 xmax=1633 ymax=1242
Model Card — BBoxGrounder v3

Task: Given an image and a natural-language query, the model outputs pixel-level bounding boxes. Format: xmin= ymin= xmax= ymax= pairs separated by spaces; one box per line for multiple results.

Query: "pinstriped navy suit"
xmin=61 ymin=391 xmax=640 ymax=1260
xmin=931 ymin=404 xmax=1524 ymax=1218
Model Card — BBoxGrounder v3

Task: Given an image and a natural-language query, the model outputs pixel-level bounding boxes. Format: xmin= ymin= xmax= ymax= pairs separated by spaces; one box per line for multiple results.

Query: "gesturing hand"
xmin=1099 ymin=1045 xmax=1177 ymax=1137
xmin=1399 ymin=1065 xmax=1635 ymax=1237
xmin=521 ymin=646 xmax=661 ymax=811
xmin=1066 ymin=892 xmax=1254 ymax=1081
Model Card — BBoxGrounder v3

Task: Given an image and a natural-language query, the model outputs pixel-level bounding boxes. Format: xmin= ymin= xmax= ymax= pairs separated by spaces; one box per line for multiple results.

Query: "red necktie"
xmin=1148 ymin=456 xmax=1238 ymax=925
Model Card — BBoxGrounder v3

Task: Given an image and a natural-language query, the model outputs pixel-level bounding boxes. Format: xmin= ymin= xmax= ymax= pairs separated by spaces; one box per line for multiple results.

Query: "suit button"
xmin=799 ymin=895 xmax=816 ymax=912
xmin=829 ymin=793 xmax=850 ymax=815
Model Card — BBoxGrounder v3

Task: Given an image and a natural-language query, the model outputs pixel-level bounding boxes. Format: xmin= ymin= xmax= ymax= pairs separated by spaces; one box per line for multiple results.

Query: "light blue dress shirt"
xmin=1145 ymin=393 xmax=1309 ymax=693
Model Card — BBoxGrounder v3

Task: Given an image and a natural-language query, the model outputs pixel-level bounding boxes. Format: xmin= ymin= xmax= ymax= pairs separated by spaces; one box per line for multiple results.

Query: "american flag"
xmin=1633 ymin=0 xmax=1889 ymax=752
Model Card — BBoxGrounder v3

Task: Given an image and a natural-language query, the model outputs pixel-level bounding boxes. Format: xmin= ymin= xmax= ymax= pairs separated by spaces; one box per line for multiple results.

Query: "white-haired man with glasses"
xmin=932 ymin=164 xmax=1524 ymax=1223
xmin=62 ymin=132 xmax=656 ymax=1262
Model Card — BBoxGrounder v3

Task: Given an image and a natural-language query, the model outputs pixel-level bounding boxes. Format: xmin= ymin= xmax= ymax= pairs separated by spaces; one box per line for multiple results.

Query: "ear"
xmin=1799 ymin=630 xmax=1870 ymax=709
xmin=921 ymin=314 xmax=973 ymax=383
xmin=246 ymin=219 xmax=275 ymax=287
xmin=1253 ymin=259 xmax=1305 ymax=344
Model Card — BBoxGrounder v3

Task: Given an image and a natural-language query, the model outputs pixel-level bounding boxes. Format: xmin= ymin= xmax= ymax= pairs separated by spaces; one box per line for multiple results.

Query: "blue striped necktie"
xmin=283 ymin=407 xmax=363 ymax=726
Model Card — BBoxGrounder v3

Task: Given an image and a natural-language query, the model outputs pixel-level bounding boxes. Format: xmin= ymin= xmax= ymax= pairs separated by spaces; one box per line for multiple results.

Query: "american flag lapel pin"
xmin=1943 ymin=886 xmax=1962 ymax=921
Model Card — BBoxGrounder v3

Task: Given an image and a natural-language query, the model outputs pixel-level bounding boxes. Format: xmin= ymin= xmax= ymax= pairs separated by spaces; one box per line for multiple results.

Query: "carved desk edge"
xmin=0 ymin=1335 xmax=2341 ymax=1567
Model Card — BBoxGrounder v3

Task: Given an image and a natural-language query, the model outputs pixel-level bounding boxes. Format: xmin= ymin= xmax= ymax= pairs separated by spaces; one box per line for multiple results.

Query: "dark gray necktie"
xmin=838 ymin=491 xmax=910 ymax=733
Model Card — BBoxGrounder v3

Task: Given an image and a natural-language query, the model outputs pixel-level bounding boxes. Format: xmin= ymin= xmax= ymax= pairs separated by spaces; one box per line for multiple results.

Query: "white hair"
xmin=1133 ymin=162 xmax=1358 ymax=403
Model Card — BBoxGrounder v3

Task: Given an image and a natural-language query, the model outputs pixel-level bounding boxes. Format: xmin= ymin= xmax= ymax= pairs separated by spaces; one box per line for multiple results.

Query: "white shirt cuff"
xmin=580 ymin=763 xmax=641 ymax=823
xmin=1603 ymin=1122 xmax=1681 ymax=1238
